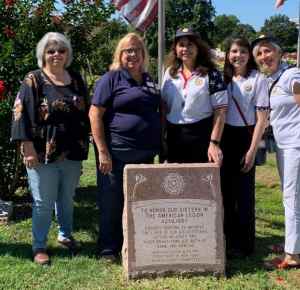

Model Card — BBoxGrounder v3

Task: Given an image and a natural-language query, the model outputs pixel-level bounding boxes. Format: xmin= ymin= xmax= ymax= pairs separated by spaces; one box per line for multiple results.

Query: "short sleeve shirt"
xmin=11 ymin=70 xmax=90 ymax=163
xmin=226 ymin=70 xmax=269 ymax=126
xmin=91 ymin=69 xmax=161 ymax=151
xmin=268 ymin=63 xmax=300 ymax=148
xmin=161 ymin=67 xmax=228 ymax=124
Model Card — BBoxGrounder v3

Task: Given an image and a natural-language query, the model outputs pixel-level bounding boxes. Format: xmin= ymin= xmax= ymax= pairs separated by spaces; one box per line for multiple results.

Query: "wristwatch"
xmin=210 ymin=139 xmax=220 ymax=145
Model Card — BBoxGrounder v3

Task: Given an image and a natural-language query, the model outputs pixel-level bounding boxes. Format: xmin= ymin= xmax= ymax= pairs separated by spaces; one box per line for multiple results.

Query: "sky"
xmin=212 ymin=0 xmax=298 ymax=30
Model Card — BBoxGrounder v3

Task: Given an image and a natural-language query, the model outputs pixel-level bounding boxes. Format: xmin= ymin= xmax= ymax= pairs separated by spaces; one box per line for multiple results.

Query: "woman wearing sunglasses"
xmin=11 ymin=32 xmax=90 ymax=265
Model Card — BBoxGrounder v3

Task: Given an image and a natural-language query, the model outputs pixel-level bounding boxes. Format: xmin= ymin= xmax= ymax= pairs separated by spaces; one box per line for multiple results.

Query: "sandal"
xmin=264 ymin=256 xmax=300 ymax=270
xmin=33 ymin=248 xmax=50 ymax=265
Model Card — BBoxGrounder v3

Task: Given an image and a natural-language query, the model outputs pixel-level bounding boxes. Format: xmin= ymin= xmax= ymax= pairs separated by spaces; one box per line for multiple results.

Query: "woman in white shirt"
xmin=161 ymin=27 xmax=227 ymax=165
xmin=253 ymin=35 xmax=300 ymax=269
xmin=221 ymin=38 xmax=269 ymax=258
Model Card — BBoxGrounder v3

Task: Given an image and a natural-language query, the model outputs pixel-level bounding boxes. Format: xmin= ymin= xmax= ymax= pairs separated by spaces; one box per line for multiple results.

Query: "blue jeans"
xmin=26 ymin=159 xmax=81 ymax=250
xmin=96 ymin=149 xmax=155 ymax=255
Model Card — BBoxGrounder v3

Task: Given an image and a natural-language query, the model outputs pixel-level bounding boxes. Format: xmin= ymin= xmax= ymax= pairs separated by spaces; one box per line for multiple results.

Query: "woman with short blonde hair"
xmin=110 ymin=32 xmax=149 ymax=71
xmin=89 ymin=32 xmax=160 ymax=261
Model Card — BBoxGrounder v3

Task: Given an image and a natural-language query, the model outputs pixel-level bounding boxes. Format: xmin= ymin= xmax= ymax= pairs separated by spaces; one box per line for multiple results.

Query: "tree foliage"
xmin=213 ymin=14 xmax=256 ymax=48
xmin=260 ymin=14 xmax=298 ymax=50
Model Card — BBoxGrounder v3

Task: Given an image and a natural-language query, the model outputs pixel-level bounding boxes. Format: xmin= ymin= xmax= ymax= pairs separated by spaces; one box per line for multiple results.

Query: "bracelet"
xmin=210 ymin=139 xmax=220 ymax=145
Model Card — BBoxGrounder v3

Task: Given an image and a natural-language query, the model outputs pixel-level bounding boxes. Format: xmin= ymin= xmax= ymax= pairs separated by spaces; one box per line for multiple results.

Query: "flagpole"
xmin=297 ymin=0 xmax=300 ymax=67
xmin=158 ymin=0 xmax=165 ymax=86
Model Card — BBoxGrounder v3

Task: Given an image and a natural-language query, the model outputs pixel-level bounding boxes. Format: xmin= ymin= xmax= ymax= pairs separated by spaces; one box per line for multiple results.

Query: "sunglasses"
xmin=46 ymin=48 xmax=67 ymax=55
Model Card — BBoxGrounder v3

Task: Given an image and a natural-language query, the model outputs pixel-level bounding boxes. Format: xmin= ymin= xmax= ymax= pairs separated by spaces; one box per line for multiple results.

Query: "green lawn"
xmin=1 ymin=152 xmax=300 ymax=290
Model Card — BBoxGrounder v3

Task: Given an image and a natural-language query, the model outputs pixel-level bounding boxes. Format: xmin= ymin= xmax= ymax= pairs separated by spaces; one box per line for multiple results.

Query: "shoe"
xmin=98 ymin=249 xmax=118 ymax=263
xmin=268 ymin=243 xmax=284 ymax=254
xmin=264 ymin=256 xmax=300 ymax=270
xmin=33 ymin=248 xmax=50 ymax=265
xmin=57 ymin=236 xmax=81 ymax=254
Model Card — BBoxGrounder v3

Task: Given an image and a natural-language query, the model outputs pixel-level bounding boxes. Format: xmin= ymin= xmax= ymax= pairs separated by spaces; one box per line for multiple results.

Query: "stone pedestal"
xmin=0 ymin=200 xmax=13 ymax=225
xmin=122 ymin=163 xmax=225 ymax=279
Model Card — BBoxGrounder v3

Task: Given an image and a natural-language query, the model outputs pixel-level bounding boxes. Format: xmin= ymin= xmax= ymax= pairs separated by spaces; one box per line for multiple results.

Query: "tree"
xmin=260 ymin=14 xmax=298 ymax=50
xmin=231 ymin=23 xmax=256 ymax=42
xmin=213 ymin=14 xmax=256 ymax=49
xmin=213 ymin=14 xmax=240 ymax=46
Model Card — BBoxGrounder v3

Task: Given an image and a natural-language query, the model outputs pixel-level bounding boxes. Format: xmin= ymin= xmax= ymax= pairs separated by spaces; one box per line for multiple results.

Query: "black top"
xmin=11 ymin=69 xmax=90 ymax=163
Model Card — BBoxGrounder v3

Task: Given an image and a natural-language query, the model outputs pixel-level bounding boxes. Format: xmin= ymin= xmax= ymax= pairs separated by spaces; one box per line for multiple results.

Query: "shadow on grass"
xmin=7 ymin=185 xmax=100 ymax=249
xmin=226 ymin=235 xmax=284 ymax=277
xmin=73 ymin=186 xmax=99 ymax=240
xmin=0 ymin=242 xmax=32 ymax=260
xmin=0 ymin=241 xmax=100 ymax=261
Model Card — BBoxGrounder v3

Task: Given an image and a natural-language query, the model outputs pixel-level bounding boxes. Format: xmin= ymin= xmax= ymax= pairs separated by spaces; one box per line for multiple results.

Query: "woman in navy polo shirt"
xmin=89 ymin=33 xmax=160 ymax=261
xmin=161 ymin=28 xmax=227 ymax=165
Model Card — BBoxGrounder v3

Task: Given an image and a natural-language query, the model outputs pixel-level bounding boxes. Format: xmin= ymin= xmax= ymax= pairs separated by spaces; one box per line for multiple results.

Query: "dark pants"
xmin=220 ymin=124 xmax=256 ymax=255
xmin=166 ymin=116 xmax=213 ymax=163
xmin=96 ymin=149 xmax=155 ymax=255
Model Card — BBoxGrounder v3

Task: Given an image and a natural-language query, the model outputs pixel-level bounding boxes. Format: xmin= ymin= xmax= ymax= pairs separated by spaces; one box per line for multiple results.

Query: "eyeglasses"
xmin=121 ymin=47 xmax=142 ymax=56
xmin=46 ymin=48 xmax=67 ymax=55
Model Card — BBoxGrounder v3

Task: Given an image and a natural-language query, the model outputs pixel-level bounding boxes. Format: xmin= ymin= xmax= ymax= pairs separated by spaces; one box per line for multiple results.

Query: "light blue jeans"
xmin=26 ymin=159 xmax=81 ymax=251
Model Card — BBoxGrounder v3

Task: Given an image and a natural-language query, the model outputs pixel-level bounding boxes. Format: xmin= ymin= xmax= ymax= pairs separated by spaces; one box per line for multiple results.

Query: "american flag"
xmin=112 ymin=0 xmax=158 ymax=32
xmin=275 ymin=0 xmax=285 ymax=8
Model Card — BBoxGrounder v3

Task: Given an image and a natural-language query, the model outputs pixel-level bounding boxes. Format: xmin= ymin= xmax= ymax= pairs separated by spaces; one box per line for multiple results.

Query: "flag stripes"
xmin=112 ymin=0 xmax=158 ymax=32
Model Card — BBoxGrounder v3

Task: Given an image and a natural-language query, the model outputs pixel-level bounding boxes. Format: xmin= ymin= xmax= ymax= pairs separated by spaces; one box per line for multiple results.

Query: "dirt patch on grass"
xmin=256 ymin=165 xmax=280 ymax=188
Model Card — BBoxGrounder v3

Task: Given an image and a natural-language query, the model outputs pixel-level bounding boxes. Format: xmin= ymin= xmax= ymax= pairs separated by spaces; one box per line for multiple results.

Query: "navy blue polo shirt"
xmin=91 ymin=69 xmax=161 ymax=151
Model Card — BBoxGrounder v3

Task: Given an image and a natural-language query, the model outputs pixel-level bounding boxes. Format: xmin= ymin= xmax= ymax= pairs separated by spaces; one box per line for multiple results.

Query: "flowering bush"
xmin=0 ymin=0 xmax=127 ymax=200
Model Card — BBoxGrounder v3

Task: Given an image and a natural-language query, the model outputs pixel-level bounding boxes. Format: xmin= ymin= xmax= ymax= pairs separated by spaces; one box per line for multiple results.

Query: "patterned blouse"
xmin=11 ymin=69 xmax=90 ymax=163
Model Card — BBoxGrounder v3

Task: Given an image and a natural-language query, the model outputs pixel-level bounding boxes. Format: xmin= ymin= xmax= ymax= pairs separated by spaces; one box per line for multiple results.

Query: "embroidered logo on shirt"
xmin=244 ymin=83 xmax=252 ymax=92
xmin=272 ymin=87 xmax=280 ymax=95
xmin=195 ymin=78 xmax=204 ymax=86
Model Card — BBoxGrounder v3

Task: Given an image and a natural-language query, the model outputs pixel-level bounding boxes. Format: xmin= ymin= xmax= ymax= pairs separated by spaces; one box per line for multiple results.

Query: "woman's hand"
xmin=21 ymin=141 xmax=39 ymax=169
xmin=241 ymin=150 xmax=255 ymax=173
xmin=208 ymin=143 xmax=223 ymax=166
xmin=98 ymin=151 xmax=112 ymax=175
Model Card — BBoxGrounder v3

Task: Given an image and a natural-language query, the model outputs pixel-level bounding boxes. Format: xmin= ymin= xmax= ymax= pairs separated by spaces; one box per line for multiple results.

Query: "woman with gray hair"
xmin=11 ymin=32 xmax=90 ymax=265
xmin=253 ymin=35 xmax=300 ymax=269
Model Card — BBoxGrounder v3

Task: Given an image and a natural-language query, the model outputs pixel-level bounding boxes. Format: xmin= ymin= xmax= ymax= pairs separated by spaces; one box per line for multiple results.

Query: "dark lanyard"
xmin=230 ymin=83 xmax=250 ymax=126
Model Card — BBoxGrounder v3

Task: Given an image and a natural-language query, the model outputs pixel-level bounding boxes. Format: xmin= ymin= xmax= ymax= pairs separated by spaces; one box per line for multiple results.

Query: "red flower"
xmin=5 ymin=0 xmax=16 ymax=8
xmin=0 ymin=80 xmax=6 ymax=100
xmin=3 ymin=26 xmax=16 ymax=38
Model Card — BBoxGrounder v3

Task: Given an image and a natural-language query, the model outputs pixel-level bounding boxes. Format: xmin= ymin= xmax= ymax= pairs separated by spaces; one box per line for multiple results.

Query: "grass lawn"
xmin=1 ymin=151 xmax=300 ymax=290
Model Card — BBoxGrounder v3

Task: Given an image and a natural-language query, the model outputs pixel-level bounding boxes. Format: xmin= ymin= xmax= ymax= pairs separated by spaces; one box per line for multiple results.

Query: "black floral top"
xmin=11 ymin=69 xmax=90 ymax=163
